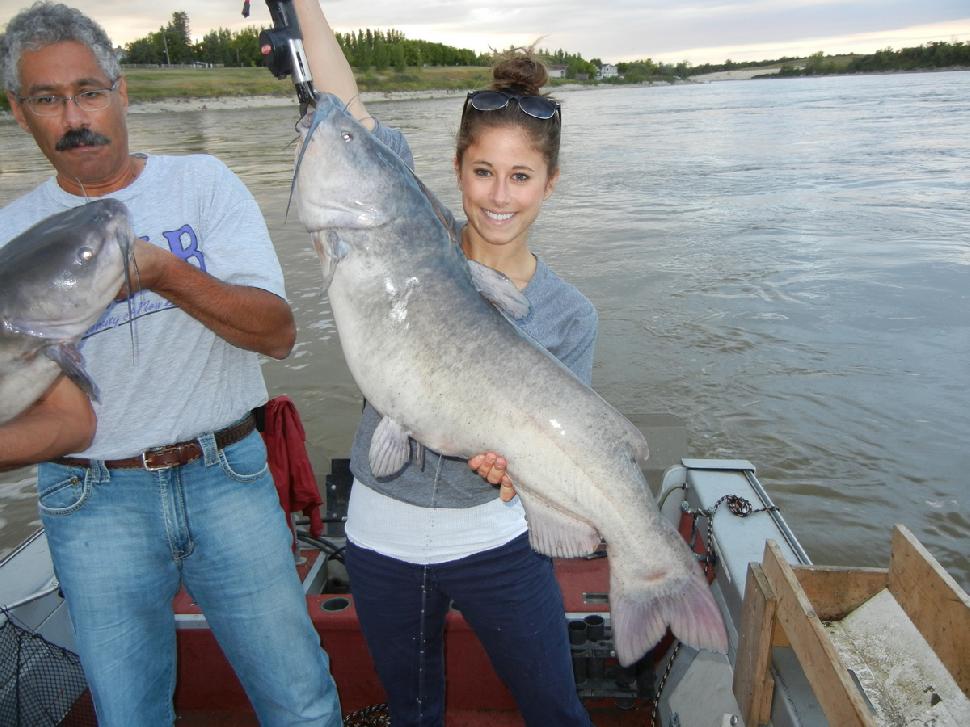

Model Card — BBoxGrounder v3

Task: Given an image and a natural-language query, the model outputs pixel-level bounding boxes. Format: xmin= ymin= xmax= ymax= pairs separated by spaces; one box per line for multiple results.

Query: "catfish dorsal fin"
xmin=412 ymin=174 xmax=461 ymax=246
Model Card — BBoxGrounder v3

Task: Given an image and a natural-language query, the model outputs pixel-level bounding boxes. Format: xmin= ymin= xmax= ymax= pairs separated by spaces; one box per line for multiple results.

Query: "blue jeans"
xmin=37 ymin=428 xmax=342 ymax=727
xmin=345 ymin=533 xmax=591 ymax=727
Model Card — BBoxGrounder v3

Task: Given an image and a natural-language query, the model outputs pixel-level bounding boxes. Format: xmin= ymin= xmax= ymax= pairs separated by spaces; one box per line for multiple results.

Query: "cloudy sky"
xmin=2 ymin=1 xmax=969 ymax=65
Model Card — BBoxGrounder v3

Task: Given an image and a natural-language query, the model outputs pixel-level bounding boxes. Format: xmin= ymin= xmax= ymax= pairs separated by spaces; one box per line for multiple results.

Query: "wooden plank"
xmin=771 ymin=619 xmax=789 ymax=648
xmin=761 ymin=540 xmax=876 ymax=727
xmin=793 ymin=566 xmax=888 ymax=620
xmin=733 ymin=564 xmax=776 ymax=727
xmin=888 ymin=524 xmax=970 ymax=696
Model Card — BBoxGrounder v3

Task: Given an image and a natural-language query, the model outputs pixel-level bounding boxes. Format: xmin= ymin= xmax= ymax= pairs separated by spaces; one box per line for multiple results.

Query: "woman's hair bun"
xmin=491 ymin=53 xmax=548 ymax=96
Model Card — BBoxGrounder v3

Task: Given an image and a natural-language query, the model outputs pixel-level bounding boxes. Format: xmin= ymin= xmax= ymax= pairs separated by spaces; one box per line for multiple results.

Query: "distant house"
xmin=547 ymin=65 xmax=567 ymax=79
xmin=596 ymin=63 xmax=619 ymax=79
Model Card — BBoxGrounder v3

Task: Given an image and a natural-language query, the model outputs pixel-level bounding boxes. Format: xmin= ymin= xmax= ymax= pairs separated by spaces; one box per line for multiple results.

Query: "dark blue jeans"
xmin=345 ymin=533 xmax=591 ymax=727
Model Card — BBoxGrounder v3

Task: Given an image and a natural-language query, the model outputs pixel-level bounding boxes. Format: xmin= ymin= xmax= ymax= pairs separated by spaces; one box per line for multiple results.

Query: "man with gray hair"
xmin=0 ymin=3 xmax=342 ymax=724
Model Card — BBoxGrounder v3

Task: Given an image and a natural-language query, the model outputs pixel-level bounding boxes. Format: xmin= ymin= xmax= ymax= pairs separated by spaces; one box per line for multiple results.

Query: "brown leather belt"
xmin=55 ymin=413 xmax=256 ymax=471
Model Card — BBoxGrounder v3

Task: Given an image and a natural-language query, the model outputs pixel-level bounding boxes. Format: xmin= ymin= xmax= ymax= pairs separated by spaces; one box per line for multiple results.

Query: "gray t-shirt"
xmin=0 ymin=154 xmax=285 ymax=460
xmin=348 ymin=118 xmax=599 ymax=508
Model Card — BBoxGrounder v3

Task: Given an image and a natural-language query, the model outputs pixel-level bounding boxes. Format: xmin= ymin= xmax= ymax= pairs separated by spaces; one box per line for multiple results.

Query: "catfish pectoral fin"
xmin=369 ymin=415 xmax=412 ymax=478
xmin=518 ymin=490 xmax=602 ymax=557
xmin=45 ymin=343 xmax=99 ymax=402
xmin=466 ymin=259 xmax=531 ymax=320
xmin=311 ymin=230 xmax=349 ymax=290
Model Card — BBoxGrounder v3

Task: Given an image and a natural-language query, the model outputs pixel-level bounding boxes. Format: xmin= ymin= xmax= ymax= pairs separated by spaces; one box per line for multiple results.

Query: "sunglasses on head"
xmin=465 ymin=90 xmax=561 ymax=121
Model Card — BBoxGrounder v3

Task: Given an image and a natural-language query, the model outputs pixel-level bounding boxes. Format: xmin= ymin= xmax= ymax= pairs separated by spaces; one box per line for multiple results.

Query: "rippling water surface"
xmin=2 ymin=72 xmax=967 ymax=588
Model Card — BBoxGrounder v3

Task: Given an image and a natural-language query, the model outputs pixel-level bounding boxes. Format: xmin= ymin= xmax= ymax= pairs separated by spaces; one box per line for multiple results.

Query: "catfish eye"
xmin=76 ymin=247 xmax=95 ymax=264
xmin=341 ymin=130 xmax=353 ymax=142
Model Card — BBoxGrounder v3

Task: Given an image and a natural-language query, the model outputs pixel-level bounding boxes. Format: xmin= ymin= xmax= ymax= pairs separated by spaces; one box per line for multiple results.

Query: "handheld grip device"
xmin=245 ymin=0 xmax=316 ymax=107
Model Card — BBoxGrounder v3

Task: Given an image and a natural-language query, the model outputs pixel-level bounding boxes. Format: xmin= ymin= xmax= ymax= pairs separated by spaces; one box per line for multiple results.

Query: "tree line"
xmin=592 ymin=40 xmax=970 ymax=84
xmin=120 ymin=11 xmax=613 ymax=79
xmin=123 ymin=12 xmax=486 ymax=68
xmin=110 ymin=11 xmax=970 ymax=83
xmin=334 ymin=28 xmax=485 ymax=70
xmin=123 ymin=12 xmax=491 ymax=69
xmin=777 ymin=41 xmax=970 ymax=76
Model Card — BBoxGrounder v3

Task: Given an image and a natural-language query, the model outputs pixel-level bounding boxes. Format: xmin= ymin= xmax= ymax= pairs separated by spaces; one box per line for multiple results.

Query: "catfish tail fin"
xmin=610 ymin=569 xmax=727 ymax=667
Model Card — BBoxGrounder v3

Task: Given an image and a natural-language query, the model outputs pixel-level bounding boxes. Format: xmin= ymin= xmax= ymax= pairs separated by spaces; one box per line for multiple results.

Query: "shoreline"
xmin=124 ymin=83 xmax=600 ymax=114
xmin=3 ymin=67 xmax=968 ymax=117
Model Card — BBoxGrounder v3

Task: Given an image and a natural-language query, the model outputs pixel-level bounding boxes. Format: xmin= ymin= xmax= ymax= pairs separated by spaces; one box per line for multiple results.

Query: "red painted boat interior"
xmin=173 ymin=549 xmax=659 ymax=724
xmin=168 ymin=460 xmax=708 ymax=724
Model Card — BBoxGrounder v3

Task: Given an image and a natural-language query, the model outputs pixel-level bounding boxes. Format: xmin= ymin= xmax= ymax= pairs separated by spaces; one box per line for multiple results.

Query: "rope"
xmin=343 ymin=703 xmax=391 ymax=727
xmin=701 ymin=494 xmax=780 ymax=576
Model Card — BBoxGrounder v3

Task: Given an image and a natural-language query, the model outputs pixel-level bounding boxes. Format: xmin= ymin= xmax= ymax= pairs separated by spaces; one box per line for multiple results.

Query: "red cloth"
xmin=260 ymin=395 xmax=323 ymax=539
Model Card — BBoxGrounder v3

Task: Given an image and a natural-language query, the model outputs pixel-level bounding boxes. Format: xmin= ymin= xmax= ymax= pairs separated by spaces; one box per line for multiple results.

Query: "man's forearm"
xmin=0 ymin=378 xmax=96 ymax=471
xmin=149 ymin=255 xmax=296 ymax=360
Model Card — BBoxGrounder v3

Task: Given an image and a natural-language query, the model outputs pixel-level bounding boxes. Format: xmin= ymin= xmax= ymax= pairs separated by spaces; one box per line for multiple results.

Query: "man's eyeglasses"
xmin=17 ymin=80 xmax=120 ymax=117
xmin=464 ymin=90 xmax=561 ymax=121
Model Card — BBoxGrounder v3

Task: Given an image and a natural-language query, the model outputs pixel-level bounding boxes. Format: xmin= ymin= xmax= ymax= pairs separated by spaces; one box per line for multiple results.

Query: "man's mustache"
xmin=55 ymin=127 xmax=110 ymax=151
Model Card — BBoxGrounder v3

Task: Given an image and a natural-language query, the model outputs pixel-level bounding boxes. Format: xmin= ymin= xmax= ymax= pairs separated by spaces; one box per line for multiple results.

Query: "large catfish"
xmin=0 ymin=199 xmax=132 ymax=425
xmin=294 ymin=93 xmax=727 ymax=665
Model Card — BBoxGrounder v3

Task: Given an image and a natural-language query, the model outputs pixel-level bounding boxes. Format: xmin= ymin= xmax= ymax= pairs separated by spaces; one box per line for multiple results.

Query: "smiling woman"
xmin=290 ymin=2 xmax=604 ymax=724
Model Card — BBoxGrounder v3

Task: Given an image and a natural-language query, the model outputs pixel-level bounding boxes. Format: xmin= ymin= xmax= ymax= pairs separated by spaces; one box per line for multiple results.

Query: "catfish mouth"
xmin=300 ymin=199 xmax=385 ymax=235
xmin=10 ymin=228 xmax=130 ymax=341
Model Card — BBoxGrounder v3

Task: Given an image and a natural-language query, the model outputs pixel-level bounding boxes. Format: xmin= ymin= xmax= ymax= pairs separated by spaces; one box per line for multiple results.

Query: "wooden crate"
xmin=733 ymin=524 xmax=970 ymax=726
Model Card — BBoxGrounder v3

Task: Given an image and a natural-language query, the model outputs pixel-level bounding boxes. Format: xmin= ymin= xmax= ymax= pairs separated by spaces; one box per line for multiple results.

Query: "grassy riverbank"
xmin=124 ymin=64 xmax=497 ymax=100
xmin=0 ymin=65 xmax=495 ymax=111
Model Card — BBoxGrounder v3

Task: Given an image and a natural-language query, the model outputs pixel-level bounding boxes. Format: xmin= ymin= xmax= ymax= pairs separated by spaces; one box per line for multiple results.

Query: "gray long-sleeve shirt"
xmin=348 ymin=122 xmax=598 ymax=509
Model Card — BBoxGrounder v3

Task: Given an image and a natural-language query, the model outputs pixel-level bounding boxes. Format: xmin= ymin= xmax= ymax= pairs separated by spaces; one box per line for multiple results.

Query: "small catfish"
xmin=0 ymin=199 xmax=133 ymax=424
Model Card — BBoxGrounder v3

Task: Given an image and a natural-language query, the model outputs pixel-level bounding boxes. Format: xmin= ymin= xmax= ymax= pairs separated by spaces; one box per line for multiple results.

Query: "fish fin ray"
xmin=516 ymin=490 xmax=601 ymax=557
xmin=44 ymin=344 xmax=99 ymax=402
xmin=610 ymin=570 xmax=727 ymax=667
xmin=369 ymin=416 xmax=412 ymax=478
xmin=412 ymin=440 xmax=425 ymax=471
xmin=466 ymin=260 xmax=531 ymax=320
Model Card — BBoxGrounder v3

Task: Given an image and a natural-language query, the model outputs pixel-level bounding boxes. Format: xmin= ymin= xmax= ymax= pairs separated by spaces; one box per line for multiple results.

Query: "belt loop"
xmin=198 ymin=432 xmax=219 ymax=467
xmin=90 ymin=459 xmax=111 ymax=483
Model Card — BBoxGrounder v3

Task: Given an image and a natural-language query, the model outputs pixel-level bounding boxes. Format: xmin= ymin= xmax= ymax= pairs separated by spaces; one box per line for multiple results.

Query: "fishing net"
xmin=0 ymin=613 xmax=96 ymax=727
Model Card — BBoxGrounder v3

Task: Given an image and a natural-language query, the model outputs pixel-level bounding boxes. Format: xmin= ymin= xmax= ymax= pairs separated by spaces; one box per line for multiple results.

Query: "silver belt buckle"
xmin=141 ymin=446 xmax=175 ymax=471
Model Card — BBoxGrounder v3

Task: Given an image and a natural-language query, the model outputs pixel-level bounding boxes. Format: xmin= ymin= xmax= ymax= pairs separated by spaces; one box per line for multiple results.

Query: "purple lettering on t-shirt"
xmin=84 ymin=294 xmax=175 ymax=338
xmin=163 ymin=225 xmax=206 ymax=271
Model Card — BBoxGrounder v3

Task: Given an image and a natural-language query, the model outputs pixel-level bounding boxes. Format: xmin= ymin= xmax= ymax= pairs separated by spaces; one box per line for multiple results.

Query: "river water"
xmin=1 ymin=72 xmax=967 ymax=589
